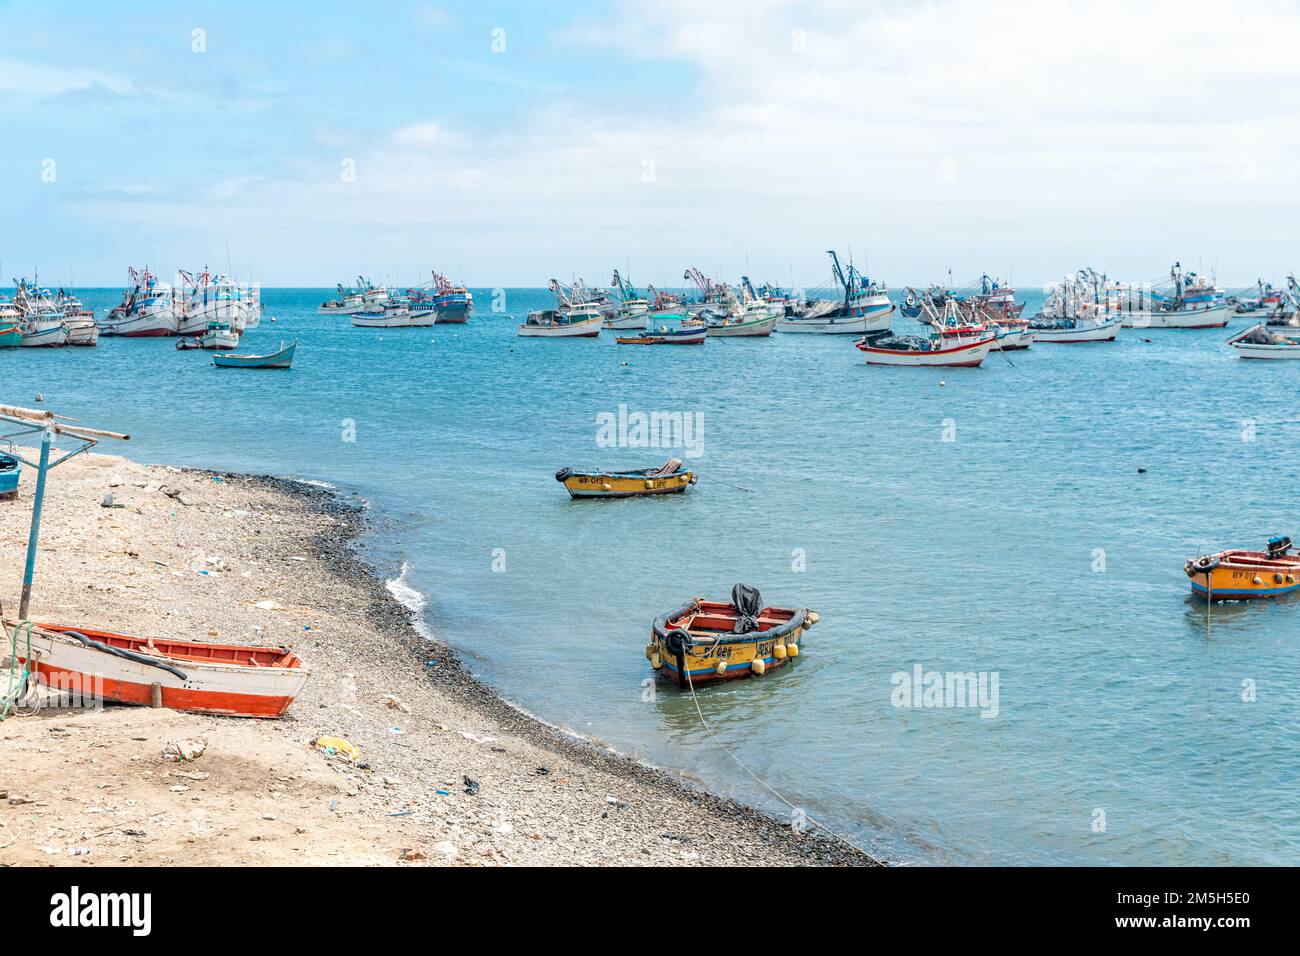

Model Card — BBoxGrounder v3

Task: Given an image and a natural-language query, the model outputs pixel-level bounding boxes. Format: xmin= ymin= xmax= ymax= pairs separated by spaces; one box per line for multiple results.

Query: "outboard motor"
xmin=1266 ymin=535 xmax=1292 ymax=559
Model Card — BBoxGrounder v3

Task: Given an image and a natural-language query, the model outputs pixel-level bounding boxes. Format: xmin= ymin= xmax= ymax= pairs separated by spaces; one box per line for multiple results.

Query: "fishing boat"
xmin=1111 ymin=263 xmax=1233 ymax=328
xmin=1227 ymin=323 xmax=1300 ymax=358
xmin=617 ymin=322 xmax=707 ymax=344
xmin=432 ymin=273 xmax=473 ymax=323
xmin=780 ymin=250 xmax=894 ymax=334
xmin=1030 ymin=275 xmax=1121 ymax=342
xmin=212 ymin=340 xmax=296 ymax=369
xmin=0 ymin=444 xmax=20 ymax=498
xmin=647 ymin=584 xmax=817 ymax=687
xmin=112 ymin=268 xmax=178 ymax=337
xmin=352 ymin=301 xmax=419 ymax=328
xmin=319 ymin=284 xmax=367 ymax=315
xmin=198 ymin=319 xmax=239 ymax=350
xmin=856 ymin=321 xmax=996 ymax=367
xmin=1185 ymin=536 xmax=1300 ymax=600
xmin=606 ymin=270 xmax=651 ymax=329
xmin=0 ymin=297 xmax=24 ymax=348
xmin=12 ymin=281 xmax=70 ymax=347
xmin=555 ymin=459 xmax=696 ymax=498
xmin=518 ymin=307 xmax=603 ymax=337
xmin=9 ymin=621 xmax=310 ymax=717
xmin=176 ymin=269 xmax=245 ymax=335
xmin=705 ymin=306 xmax=778 ymax=337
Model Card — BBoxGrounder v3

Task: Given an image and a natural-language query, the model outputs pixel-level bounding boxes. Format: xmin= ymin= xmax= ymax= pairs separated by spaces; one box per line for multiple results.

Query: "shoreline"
xmin=0 ymin=451 xmax=877 ymax=866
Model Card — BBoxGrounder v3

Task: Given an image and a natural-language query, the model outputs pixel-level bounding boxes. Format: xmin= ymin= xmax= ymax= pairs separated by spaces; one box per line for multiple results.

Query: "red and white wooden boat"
xmin=13 ymin=622 xmax=310 ymax=718
xmin=855 ymin=325 xmax=996 ymax=367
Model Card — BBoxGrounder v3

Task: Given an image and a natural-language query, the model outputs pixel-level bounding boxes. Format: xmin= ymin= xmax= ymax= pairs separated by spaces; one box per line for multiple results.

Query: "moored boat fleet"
xmin=322 ymin=272 xmax=474 ymax=327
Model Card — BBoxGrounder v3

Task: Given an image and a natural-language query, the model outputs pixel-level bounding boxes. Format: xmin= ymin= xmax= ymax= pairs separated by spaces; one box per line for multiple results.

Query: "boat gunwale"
xmin=653 ymin=598 xmax=807 ymax=645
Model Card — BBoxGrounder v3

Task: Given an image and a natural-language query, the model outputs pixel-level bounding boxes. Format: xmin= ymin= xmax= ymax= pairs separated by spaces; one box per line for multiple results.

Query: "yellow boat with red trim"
xmin=1185 ymin=535 xmax=1300 ymax=599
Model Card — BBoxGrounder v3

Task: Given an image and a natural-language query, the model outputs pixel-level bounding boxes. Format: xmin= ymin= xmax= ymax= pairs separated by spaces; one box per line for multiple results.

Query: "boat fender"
xmin=663 ymin=627 xmax=692 ymax=689
xmin=554 ymin=467 xmax=573 ymax=483
xmin=1253 ymin=576 xmax=1263 ymax=585
xmin=750 ymin=658 xmax=766 ymax=676
xmin=650 ymin=652 xmax=662 ymax=670
xmin=805 ymin=610 xmax=820 ymax=627
xmin=1190 ymin=556 xmax=1219 ymax=574
xmin=787 ymin=643 xmax=799 ymax=658
xmin=715 ymin=660 xmax=728 ymax=677
xmin=773 ymin=642 xmax=787 ymax=660
xmin=63 ymin=631 xmax=188 ymax=682
xmin=688 ymin=473 xmax=698 ymax=484
xmin=1275 ymin=573 xmax=1286 ymax=584
xmin=602 ymin=483 xmax=612 ymax=491
xmin=645 ymin=643 xmax=657 ymax=661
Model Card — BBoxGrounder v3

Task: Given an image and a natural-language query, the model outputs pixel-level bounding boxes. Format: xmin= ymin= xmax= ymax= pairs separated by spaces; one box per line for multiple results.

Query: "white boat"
xmin=989 ymin=323 xmax=1034 ymax=351
xmin=607 ymin=270 xmax=651 ymax=329
xmin=20 ymin=319 xmax=69 ymax=347
xmin=1120 ymin=302 xmax=1233 ymax=329
xmin=707 ymin=302 xmax=778 ymax=337
xmin=199 ymin=320 xmax=239 ymax=350
xmin=1110 ymin=262 xmax=1232 ymax=328
xmin=64 ymin=318 xmax=99 ymax=346
xmin=1030 ymin=315 xmax=1120 ymax=343
xmin=782 ymin=250 xmax=894 ymax=334
xmin=1228 ymin=323 xmax=1300 ymax=359
xmin=177 ymin=271 xmax=246 ymax=335
xmin=856 ymin=325 xmax=995 ymax=367
xmin=319 ymin=289 xmax=366 ymax=315
xmin=114 ymin=272 xmax=178 ymax=337
xmin=11 ymin=281 xmax=69 ymax=347
xmin=1030 ymin=278 xmax=1121 ymax=343
xmin=518 ymin=307 xmax=603 ymax=337
xmin=352 ymin=302 xmax=420 ymax=328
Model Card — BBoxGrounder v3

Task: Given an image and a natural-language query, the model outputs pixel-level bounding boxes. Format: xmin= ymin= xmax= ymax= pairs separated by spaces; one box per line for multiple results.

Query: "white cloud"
xmin=0 ymin=56 xmax=133 ymax=98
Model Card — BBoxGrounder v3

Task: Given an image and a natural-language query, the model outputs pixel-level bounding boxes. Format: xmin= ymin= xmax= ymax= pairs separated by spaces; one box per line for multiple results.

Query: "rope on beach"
xmin=1 ymin=620 xmax=36 ymax=721
xmin=682 ymin=661 xmax=868 ymax=856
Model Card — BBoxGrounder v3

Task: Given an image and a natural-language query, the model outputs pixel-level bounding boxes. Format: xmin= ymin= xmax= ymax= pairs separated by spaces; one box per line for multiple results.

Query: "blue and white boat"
xmin=212 ymin=340 xmax=296 ymax=369
xmin=0 ymin=443 xmax=21 ymax=498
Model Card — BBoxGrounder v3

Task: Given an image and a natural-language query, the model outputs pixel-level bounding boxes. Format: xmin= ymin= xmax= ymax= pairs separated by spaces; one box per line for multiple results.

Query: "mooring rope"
xmin=681 ymin=652 xmax=869 ymax=858
xmin=0 ymin=619 xmax=36 ymax=720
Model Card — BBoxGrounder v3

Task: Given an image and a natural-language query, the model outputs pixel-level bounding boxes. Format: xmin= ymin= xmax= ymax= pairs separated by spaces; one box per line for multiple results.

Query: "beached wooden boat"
xmin=648 ymin=585 xmax=817 ymax=687
xmin=1185 ymin=536 xmax=1300 ymax=599
xmin=10 ymin=622 xmax=310 ymax=717
xmin=212 ymin=340 xmax=296 ymax=369
xmin=555 ymin=459 xmax=696 ymax=498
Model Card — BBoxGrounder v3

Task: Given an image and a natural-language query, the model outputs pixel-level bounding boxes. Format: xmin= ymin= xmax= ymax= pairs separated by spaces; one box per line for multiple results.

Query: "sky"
xmin=3 ymin=0 xmax=1300 ymax=288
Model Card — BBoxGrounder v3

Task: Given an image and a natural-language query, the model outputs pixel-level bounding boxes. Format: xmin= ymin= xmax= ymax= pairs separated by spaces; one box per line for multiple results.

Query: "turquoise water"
xmin=7 ymin=288 xmax=1299 ymax=866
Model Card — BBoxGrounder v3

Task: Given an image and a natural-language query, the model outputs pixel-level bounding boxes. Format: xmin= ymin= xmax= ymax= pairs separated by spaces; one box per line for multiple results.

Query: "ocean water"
xmin=6 ymin=287 xmax=1299 ymax=866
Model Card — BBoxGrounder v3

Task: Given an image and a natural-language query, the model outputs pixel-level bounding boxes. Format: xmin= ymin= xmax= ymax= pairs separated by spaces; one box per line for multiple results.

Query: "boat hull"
xmin=352 ymin=310 xmax=427 ymax=328
xmin=707 ymin=315 xmax=777 ymax=336
xmin=0 ymin=325 xmax=21 ymax=348
xmin=605 ymin=313 xmax=650 ymax=330
xmin=212 ymin=342 xmax=296 ymax=369
xmin=1030 ymin=319 xmax=1120 ymax=343
xmin=1120 ymin=304 xmax=1232 ymax=329
xmin=1186 ymin=553 xmax=1300 ymax=599
xmin=20 ymin=325 xmax=68 ymax=347
xmin=115 ymin=311 xmax=178 ymax=337
xmin=860 ymin=334 xmax=994 ymax=367
xmin=15 ymin=623 xmax=310 ymax=718
xmin=777 ymin=304 xmax=894 ymax=334
xmin=649 ymin=598 xmax=813 ymax=686
xmin=517 ymin=316 xmax=603 ymax=337
xmin=560 ymin=471 xmax=695 ymax=498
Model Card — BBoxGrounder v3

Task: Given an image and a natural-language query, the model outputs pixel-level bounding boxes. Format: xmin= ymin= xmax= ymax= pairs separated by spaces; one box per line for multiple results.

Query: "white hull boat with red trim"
xmin=1029 ymin=316 xmax=1120 ymax=342
xmin=855 ymin=326 xmax=996 ymax=367
xmin=11 ymin=621 xmax=310 ymax=718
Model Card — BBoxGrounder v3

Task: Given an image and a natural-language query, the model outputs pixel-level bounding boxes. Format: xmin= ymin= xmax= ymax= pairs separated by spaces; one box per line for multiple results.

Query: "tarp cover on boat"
xmin=731 ymin=583 xmax=762 ymax=634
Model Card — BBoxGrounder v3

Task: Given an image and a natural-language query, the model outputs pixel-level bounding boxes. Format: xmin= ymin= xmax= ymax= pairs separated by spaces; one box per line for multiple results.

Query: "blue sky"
xmin=4 ymin=0 xmax=1300 ymax=287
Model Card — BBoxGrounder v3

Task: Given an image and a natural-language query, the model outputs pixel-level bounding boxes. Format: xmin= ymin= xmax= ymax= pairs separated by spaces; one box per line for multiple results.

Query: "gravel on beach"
xmin=0 ymin=450 xmax=878 ymax=866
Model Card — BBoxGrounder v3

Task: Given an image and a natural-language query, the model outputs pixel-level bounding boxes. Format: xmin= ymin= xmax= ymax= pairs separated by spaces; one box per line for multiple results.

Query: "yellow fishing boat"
xmin=1185 ymin=535 xmax=1300 ymax=599
xmin=555 ymin=458 xmax=696 ymax=499
xmin=647 ymin=584 xmax=817 ymax=687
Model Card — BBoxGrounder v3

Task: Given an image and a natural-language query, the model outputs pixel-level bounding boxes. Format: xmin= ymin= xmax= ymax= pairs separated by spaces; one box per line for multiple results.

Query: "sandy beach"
xmin=0 ymin=449 xmax=873 ymax=867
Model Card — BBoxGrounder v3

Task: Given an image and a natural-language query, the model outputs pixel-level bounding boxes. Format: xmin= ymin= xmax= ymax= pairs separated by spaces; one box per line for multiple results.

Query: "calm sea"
xmin=6 ymin=287 xmax=1298 ymax=865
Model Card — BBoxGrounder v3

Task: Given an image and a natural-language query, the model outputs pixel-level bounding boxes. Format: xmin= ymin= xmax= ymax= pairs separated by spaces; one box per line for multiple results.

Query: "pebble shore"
xmin=0 ymin=451 xmax=877 ymax=866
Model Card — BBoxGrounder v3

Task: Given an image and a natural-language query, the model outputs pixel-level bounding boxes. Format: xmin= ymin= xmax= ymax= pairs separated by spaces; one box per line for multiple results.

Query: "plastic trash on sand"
xmin=162 ymin=738 xmax=208 ymax=762
xmin=313 ymin=735 xmax=361 ymax=762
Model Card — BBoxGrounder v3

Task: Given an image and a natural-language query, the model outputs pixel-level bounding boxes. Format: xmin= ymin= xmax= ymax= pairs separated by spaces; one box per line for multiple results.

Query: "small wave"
xmin=385 ymin=561 xmax=435 ymax=639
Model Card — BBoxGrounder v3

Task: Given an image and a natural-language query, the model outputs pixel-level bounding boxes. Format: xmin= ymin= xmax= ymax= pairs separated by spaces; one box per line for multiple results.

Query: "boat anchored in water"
xmin=1029 ymin=273 xmax=1121 ymax=343
xmin=606 ymin=270 xmax=651 ymax=330
xmin=856 ymin=308 xmax=996 ymax=367
xmin=1112 ymin=262 xmax=1233 ymax=329
xmin=212 ymin=340 xmax=296 ymax=369
xmin=555 ymin=458 xmax=697 ymax=498
xmin=1227 ymin=322 xmax=1300 ymax=358
xmin=779 ymin=250 xmax=894 ymax=334
xmin=617 ymin=321 xmax=707 ymax=344
xmin=1185 ymin=536 xmax=1300 ymax=600
xmin=648 ymin=584 xmax=817 ymax=687
xmin=432 ymin=272 xmax=473 ymax=323
xmin=12 ymin=280 xmax=69 ymax=347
